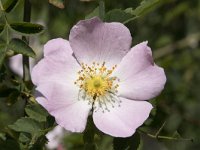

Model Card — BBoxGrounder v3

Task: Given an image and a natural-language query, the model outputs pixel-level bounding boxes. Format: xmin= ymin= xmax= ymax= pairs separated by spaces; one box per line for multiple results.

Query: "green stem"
xmin=99 ymin=0 xmax=105 ymax=20
xmin=139 ymin=130 xmax=193 ymax=142
xmin=123 ymin=16 xmax=139 ymax=24
xmin=0 ymin=0 xmax=10 ymax=45
xmin=83 ymin=116 xmax=96 ymax=150
xmin=22 ymin=0 xmax=31 ymax=82
xmin=0 ymin=0 xmax=3 ymax=10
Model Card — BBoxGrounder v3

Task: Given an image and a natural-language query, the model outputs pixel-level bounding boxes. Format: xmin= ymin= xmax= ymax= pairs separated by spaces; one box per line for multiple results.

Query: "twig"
xmin=154 ymin=32 xmax=200 ymax=59
xmin=22 ymin=0 xmax=31 ymax=82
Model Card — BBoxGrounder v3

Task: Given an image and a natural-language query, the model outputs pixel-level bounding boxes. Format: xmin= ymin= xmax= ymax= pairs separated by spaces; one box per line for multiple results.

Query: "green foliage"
xmin=85 ymin=6 xmax=99 ymax=19
xmin=0 ymin=132 xmax=6 ymax=141
xmin=83 ymin=116 xmax=97 ymax=150
xmin=8 ymin=117 xmax=43 ymax=134
xmin=113 ymin=132 xmax=141 ymax=150
xmin=8 ymin=38 xmax=36 ymax=57
xmin=105 ymin=0 xmax=160 ymax=24
xmin=0 ymin=0 xmax=200 ymax=149
xmin=130 ymin=0 xmax=160 ymax=17
xmin=0 ymin=43 xmax=6 ymax=67
xmin=25 ymin=104 xmax=49 ymax=122
xmin=0 ymin=24 xmax=5 ymax=33
xmin=6 ymin=89 xmax=20 ymax=105
xmin=0 ymin=139 xmax=20 ymax=150
xmin=105 ymin=9 xmax=133 ymax=23
xmin=2 ymin=0 xmax=19 ymax=13
xmin=10 ymin=22 xmax=44 ymax=35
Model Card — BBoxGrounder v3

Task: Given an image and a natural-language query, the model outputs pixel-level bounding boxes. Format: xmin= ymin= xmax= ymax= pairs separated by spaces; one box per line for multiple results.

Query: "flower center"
xmin=74 ymin=62 xmax=121 ymax=112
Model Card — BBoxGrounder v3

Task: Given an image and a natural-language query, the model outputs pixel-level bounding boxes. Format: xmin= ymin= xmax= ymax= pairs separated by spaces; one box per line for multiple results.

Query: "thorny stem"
xmin=155 ymin=121 xmax=166 ymax=138
xmin=139 ymin=123 xmax=193 ymax=142
xmin=139 ymin=129 xmax=193 ymax=142
xmin=22 ymin=0 xmax=31 ymax=82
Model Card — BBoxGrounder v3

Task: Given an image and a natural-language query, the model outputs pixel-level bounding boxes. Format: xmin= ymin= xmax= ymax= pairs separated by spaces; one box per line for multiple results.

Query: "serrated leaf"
xmin=49 ymin=0 xmax=65 ymax=9
xmin=2 ymin=0 xmax=19 ymax=13
xmin=0 ymin=43 xmax=7 ymax=68
xmin=8 ymin=38 xmax=35 ymax=57
xmin=105 ymin=0 xmax=160 ymax=24
xmin=85 ymin=6 xmax=99 ymax=19
xmin=25 ymin=104 xmax=49 ymax=122
xmin=131 ymin=0 xmax=160 ymax=17
xmin=113 ymin=132 xmax=141 ymax=150
xmin=8 ymin=118 xmax=42 ymax=135
xmin=105 ymin=9 xmax=133 ymax=23
xmin=0 ymin=24 xmax=5 ymax=33
xmin=10 ymin=22 xmax=44 ymax=35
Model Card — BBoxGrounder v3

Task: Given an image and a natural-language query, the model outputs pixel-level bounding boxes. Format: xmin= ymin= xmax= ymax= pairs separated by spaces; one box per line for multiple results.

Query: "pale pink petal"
xmin=93 ymin=98 xmax=152 ymax=137
xmin=69 ymin=17 xmax=132 ymax=66
xmin=51 ymin=100 xmax=91 ymax=133
xmin=31 ymin=38 xmax=92 ymax=132
xmin=36 ymin=82 xmax=78 ymax=111
xmin=36 ymin=83 xmax=92 ymax=132
xmin=44 ymin=38 xmax=73 ymax=60
xmin=38 ymin=97 xmax=91 ymax=133
xmin=31 ymin=38 xmax=80 ymax=86
xmin=113 ymin=42 xmax=166 ymax=100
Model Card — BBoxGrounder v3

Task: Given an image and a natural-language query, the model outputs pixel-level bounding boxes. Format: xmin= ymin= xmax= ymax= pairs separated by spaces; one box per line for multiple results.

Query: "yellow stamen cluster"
xmin=74 ymin=62 xmax=119 ymax=98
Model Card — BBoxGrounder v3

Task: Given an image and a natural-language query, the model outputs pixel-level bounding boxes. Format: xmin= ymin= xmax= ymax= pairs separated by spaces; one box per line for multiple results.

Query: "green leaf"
xmin=131 ymin=0 xmax=160 ymax=17
xmin=113 ymin=132 xmax=141 ymax=150
xmin=105 ymin=9 xmax=133 ymax=23
xmin=0 ymin=132 xmax=6 ymax=141
xmin=25 ymin=104 xmax=49 ymax=122
xmin=10 ymin=22 xmax=44 ymax=35
xmin=49 ymin=0 xmax=65 ymax=9
xmin=0 ymin=24 xmax=5 ymax=34
xmin=8 ymin=38 xmax=35 ymax=57
xmin=8 ymin=118 xmax=42 ymax=135
xmin=85 ymin=6 xmax=99 ymax=19
xmin=2 ymin=0 xmax=19 ymax=13
xmin=19 ymin=133 xmax=31 ymax=143
xmin=105 ymin=0 xmax=160 ymax=24
xmin=0 ymin=43 xmax=7 ymax=68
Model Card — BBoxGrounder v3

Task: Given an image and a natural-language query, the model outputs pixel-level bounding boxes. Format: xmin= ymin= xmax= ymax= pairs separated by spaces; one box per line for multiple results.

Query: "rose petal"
xmin=93 ymin=97 xmax=152 ymax=137
xmin=44 ymin=38 xmax=73 ymax=60
xmin=32 ymin=38 xmax=91 ymax=132
xmin=37 ymin=96 xmax=91 ymax=133
xmin=113 ymin=42 xmax=166 ymax=100
xmin=31 ymin=38 xmax=80 ymax=86
xmin=69 ymin=17 xmax=132 ymax=66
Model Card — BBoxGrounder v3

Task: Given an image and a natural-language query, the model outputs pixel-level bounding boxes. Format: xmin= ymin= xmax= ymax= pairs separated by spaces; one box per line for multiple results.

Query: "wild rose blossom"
xmin=31 ymin=17 xmax=166 ymax=137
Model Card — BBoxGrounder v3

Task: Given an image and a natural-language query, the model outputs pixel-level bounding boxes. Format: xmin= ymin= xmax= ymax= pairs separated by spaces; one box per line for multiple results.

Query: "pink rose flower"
xmin=31 ymin=17 xmax=166 ymax=137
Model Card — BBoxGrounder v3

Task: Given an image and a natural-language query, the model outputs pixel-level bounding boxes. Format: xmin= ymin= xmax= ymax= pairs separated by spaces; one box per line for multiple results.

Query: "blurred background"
xmin=0 ymin=0 xmax=200 ymax=149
